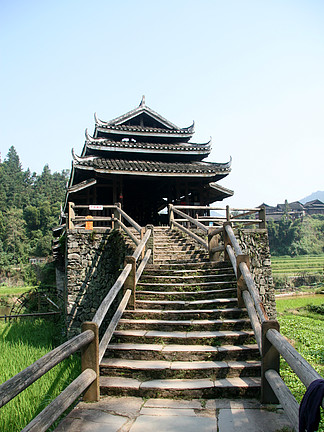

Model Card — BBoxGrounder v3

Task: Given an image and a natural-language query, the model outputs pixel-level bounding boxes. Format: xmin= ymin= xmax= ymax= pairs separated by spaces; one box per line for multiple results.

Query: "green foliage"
xmin=0 ymin=147 xmax=69 ymax=274
xmin=0 ymin=319 xmax=80 ymax=431
xmin=276 ymin=295 xmax=324 ymax=431
xmin=268 ymin=214 xmax=324 ymax=256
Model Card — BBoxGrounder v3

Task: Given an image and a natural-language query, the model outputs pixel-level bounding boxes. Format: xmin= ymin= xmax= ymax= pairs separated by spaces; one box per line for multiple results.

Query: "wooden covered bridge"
xmin=0 ymin=101 xmax=322 ymax=431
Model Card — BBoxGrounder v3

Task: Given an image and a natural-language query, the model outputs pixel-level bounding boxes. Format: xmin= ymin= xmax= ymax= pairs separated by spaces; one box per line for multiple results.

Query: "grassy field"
xmin=276 ymin=294 xmax=324 ymax=431
xmin=0 ymin=285 xmax=35 ymax=297
xmin=0 ymin=318 xmax=80 ymax=431
xmin=271 ymin=254 xmax=324 ymax=276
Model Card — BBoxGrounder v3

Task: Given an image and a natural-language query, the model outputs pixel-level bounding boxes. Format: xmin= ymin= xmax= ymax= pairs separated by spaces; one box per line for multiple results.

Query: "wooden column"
xmin=208 ymin=227 xmax=219 ymax=262
xmin=259 ymin=206 xmax=266 ymax=229
xmin=261 ymin=320 xmax=280 ymax=404
xmin=68 ymin=202 xmax=75 ymax=229
xmin=81 ymin=322 xmax=99 ymax=402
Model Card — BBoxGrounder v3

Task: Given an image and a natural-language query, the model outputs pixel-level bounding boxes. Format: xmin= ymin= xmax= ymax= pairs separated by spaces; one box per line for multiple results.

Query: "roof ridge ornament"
xmin=94 ymin=112 xmax=106 ymax=126
xmin=72 ymin=148 xmax=95 ymax=164
xmin=85 ymin=128 xmax=105 ymax=142
xmin=139 ymin=95 xmax=146 ymax=107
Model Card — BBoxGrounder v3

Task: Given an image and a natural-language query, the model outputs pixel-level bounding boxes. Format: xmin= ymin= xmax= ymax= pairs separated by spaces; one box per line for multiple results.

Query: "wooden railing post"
xmin=208 ymin=227 xmax=219 ymax=262
xmin=81 ymin=322 xmax=99 ymax=402
xmin=259 ymin=206 xmax=266 ymax=229
xmin=168 ymin=204 xmax=174 ymax=229
xmin=145 ymin=224 xmax=154 ymax=264
xmin=124 ymin=256 xmax=136 ymax=309
xmin=261 ymin=320 xmax=280 ymax=404
xmin=68 ymin=202 xmax=75 ymax=229
xmin=140 ymin=228 xmax=145 ymax=260
xmin=114 ymin=202 xmax=122 ymax=230
xmin=236 ymin=254 xmax=250 ymax=308
xmin=223 ymin=221 xmax=232 ymax=262
xmin=226 ymin=205 xmax=230 ymax=222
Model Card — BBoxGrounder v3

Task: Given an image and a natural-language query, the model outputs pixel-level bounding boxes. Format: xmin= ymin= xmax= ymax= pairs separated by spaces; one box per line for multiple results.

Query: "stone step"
xmin=140 ymin=273 xmax=235 ymax=283
xmin=104 ymin=342 xmax=260 ymax=361
xmin=142 ymin=266 xmax=235 ymax=276
xmin=135 ymin=288 xmax=237 ymax=301
xmin=117 ymin=317 xmax=252 ymax=331
xmin=137 ymin=281 xmax=236 ymax=290
xmin=135 ymin=297 xmax=238 ymax=310
xmin=100 ymin=376 xmax=261 ymax=399
xmin=112 ymin=329 xmax=255 ymax=345
xmin=122 ymin=307 xmax=249 ymax=321
xmin=153 ymin=255 xmax=209 ymax=262
xmin=100 ymin=358 xmax=261 ymax=380
xmin=146 ymin=262 xmax=223 ymax=270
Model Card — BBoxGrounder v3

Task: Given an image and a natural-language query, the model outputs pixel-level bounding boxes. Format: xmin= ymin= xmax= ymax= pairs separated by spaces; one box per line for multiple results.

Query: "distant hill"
xmin=299 ymin=191 xmax=324 ymax=204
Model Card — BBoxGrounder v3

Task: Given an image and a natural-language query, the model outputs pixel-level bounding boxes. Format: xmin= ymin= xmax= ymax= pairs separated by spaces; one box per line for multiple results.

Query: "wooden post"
xmin=114 ymin=203 xmax=122 ymax=230
xmin=124 ymin=256 xmax=136 ymax=309
xmin=223 ymin=221 xmax=232 ymax=262
xmin=259 ymin=206 xmax=266 ymax=229
xmin=169 ymin=204 xmax=174 ymax=230
xmin=226 ymin=205 xmax=230 ymax=222
xmin=236 ymin=254 xmax=250 ymax=308
xmin=208 ymin=227 xmax=219 ymax=262
xmin=81 ymin=321 xmax=99 ymax=402
xmin=68 ymin=202 xmax=75 ymax=230
xmin=261 ymin=320 xmax=280 ymax=404
xmin=146 ymin=224 xmax=154 ymax=264
xmin=140 ymin=228 xmax=145 ymax=260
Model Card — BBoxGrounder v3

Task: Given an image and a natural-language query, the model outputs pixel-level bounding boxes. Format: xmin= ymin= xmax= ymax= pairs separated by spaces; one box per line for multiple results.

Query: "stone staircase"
xmin=100 ymin=226 xmax=261 ymax=399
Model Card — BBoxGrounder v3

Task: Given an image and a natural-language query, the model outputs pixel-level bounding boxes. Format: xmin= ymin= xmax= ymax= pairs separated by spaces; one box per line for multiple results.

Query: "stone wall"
xmin=64 ymin=229 xmax=131 ymax=335
xmin=236 ymin=228 xmax=276 ymax=319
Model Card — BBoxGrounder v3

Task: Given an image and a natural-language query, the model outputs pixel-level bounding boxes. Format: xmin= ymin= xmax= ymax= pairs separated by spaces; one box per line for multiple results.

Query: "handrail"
xmin=0 ymin=208 xmax=152 ymax=432
xmin=173 ymin=220 xmax=208 ymax=249
xmin=132 ymin=229 xmax=151 ymax=261
xmin=68 ymin=202 xmax=143 ymax=246
xmin=98 ymin=289 xmax=131 ymax=362
xmin=172 ymin=206 xmax=208 ymax=232
xmin=92 ymin=264 xmax=132 ymax=328
xmin=221 ymin=220 xmax=323 ymax=428
xmin=0 ymin=330 xmax=94 ymax=408
xmin=115 ymin=207 xmax=142 ymax=233
xmin=21 ymin=369 xmax=97 ymax=432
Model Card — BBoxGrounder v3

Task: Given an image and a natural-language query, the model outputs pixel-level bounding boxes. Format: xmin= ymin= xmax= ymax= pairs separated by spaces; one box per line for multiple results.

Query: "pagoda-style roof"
xmin=81 ymin=130 xmax=211 ymax=161
xmin=71 ymin=153 xmax=231 ymax=179
xmin=64 ymin=99 xmax=233 ymax=225
xmin=94 ymin=96 xmax=194 ymax=142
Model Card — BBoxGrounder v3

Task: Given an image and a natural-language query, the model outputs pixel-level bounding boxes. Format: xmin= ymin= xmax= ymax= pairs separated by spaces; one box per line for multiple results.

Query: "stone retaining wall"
xmin=64 ymin=229 xmax=131 ymax=335
xmin=236 ymin=228 xmax=276 ymax=319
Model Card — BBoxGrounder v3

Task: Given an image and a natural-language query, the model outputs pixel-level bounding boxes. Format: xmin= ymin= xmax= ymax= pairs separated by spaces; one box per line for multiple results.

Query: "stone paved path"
xmin=55 ymin=396 xmax=294 ymax=432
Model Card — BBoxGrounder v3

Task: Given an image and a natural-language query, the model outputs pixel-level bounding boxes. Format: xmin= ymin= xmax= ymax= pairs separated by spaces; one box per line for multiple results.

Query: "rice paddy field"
xmin=0 ymin=318 xmax=80 ymax=431
xmin=276 ymin=294 xmax=324 ymax=431
xmin=271 ymin=254 xmax=324 ymax=276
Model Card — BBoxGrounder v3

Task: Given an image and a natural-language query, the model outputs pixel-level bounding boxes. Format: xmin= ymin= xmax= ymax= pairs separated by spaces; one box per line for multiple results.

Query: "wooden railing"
xmin=168 ymin=207 xmax=323 ymax=431
xmin=0 ymin=215 xmax=152 ymax=432
xmin=169 ymin=204 xmax=266 ymax=230
xmin=68 ymin=202 xmax=144 ymax=246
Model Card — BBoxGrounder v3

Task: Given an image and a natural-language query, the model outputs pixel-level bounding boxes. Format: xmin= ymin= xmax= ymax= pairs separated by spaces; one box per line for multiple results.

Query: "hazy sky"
xmin=1 ymin=0 xmax=323 ymax=208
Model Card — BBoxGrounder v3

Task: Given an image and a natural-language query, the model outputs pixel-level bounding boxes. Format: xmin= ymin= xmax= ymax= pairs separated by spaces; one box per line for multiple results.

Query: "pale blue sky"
xmin=1 ymin=0 xmax=323 ymax=208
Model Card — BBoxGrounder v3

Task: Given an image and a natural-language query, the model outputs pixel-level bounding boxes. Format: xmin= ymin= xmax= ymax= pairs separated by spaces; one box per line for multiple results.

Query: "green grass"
xmin=276 ymin=295 xmax=324 ymax=431
xmin=0 ymin=318 xmax=80 ymax=431
xmin=0 ymin=285 xmax=36 ymax=296
xmin=271 ymin=254 xmax=324 ymax=276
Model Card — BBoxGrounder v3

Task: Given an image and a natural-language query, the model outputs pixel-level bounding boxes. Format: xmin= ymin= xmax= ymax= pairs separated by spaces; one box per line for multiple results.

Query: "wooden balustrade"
xmin=67 ymin=202 xmax=143 ymax=246
xmin=0 ymin=208 xmax=153 ymax=431
xmin=166 ymin=206 xmax=323 ymax=429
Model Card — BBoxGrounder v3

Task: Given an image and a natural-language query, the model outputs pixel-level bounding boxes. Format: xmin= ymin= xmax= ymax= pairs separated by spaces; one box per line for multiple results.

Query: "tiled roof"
xmin=85 ymin=138 xmax=210 ymax=154
xmin=96 ymin=124 xmax=194 ymax=135
xmin=74 ymin=157 xmax=231 ymax=176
